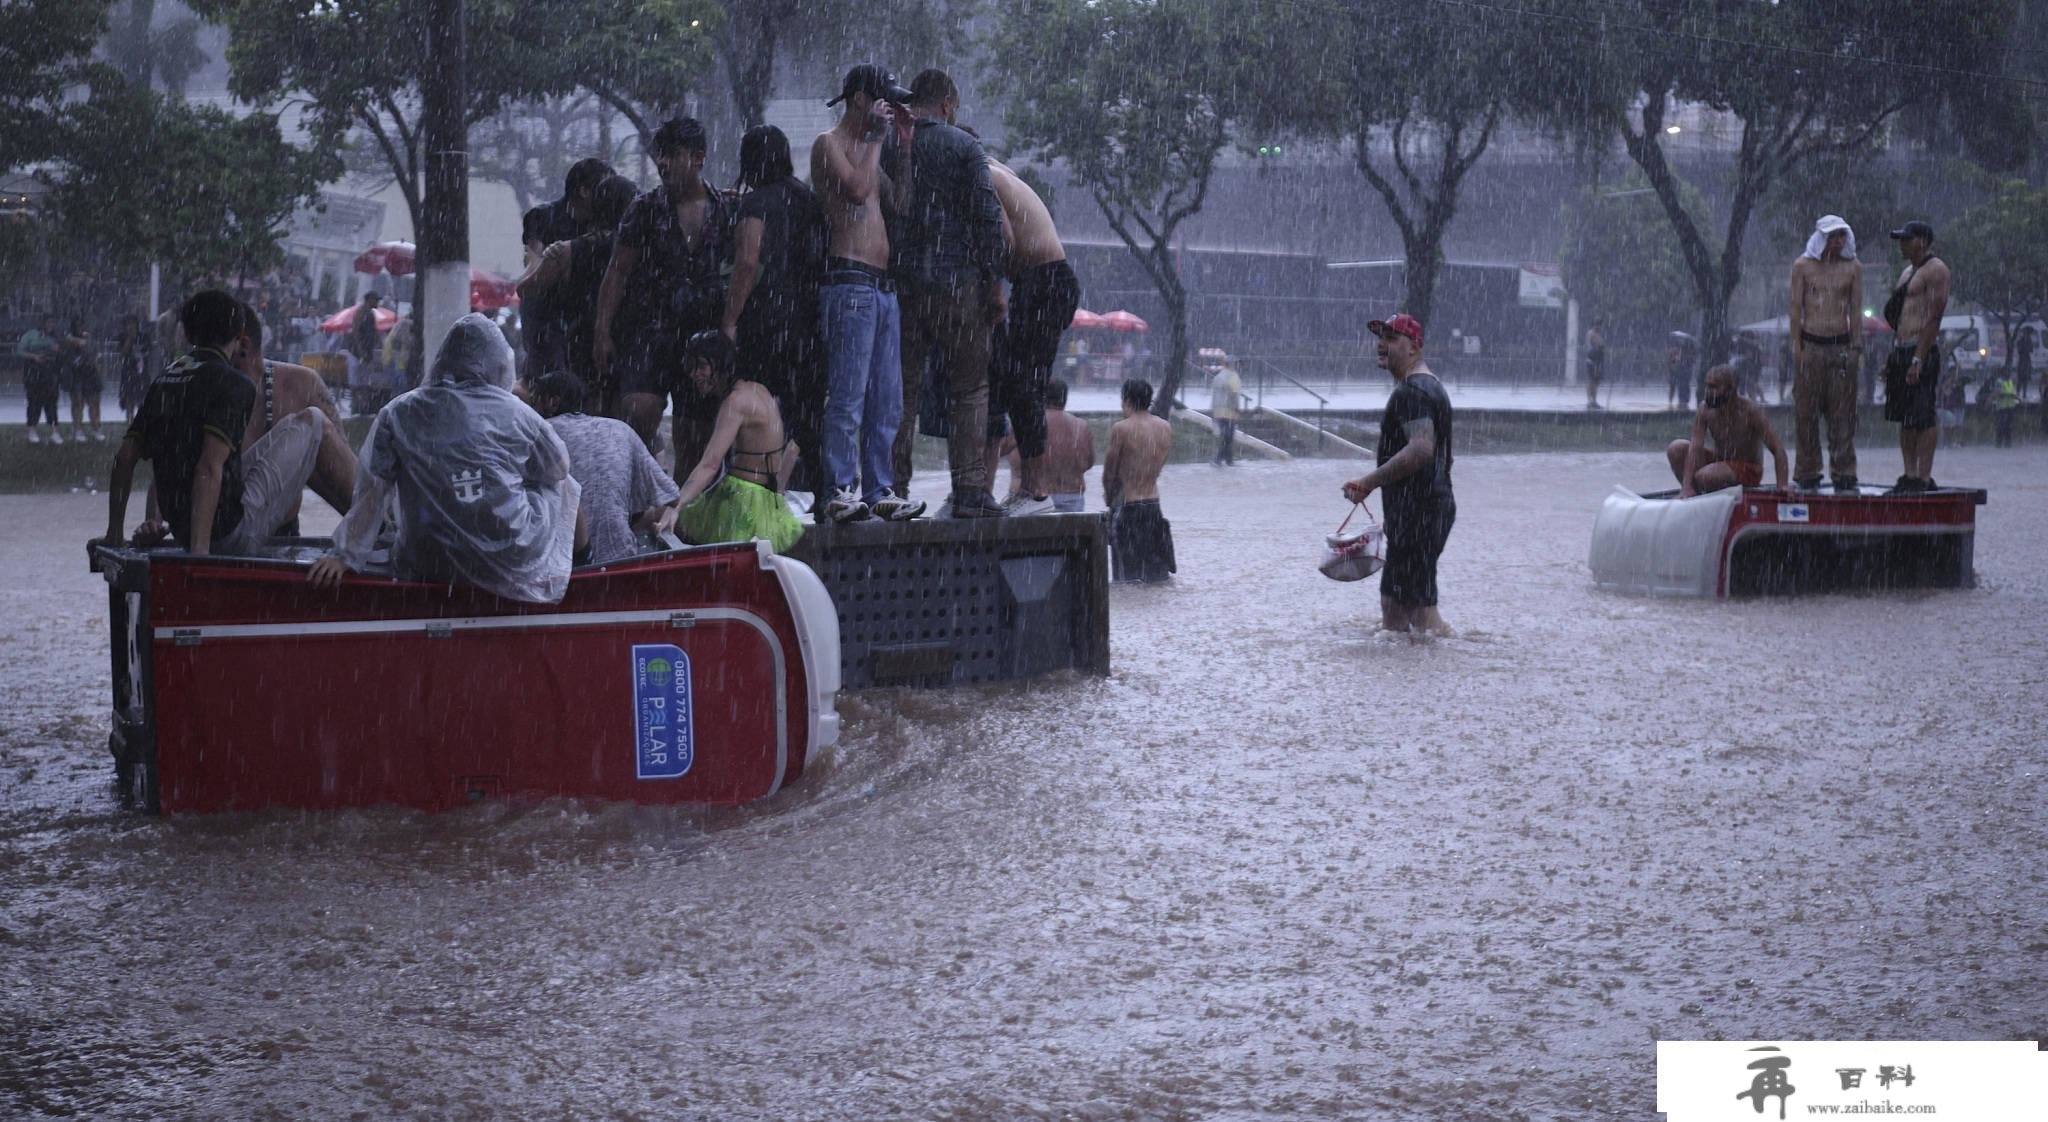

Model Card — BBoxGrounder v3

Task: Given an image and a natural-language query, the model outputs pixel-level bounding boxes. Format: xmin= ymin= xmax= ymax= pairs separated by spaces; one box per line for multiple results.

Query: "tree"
xmin=193 ymin=0 xmax=715 ymax=243
xmin=1261 ymin=1 xmax=1599 ymax=328
xmin=1945 ymin=174 xmax=2048 ymax=370
xmin=42 ymin=76 xmax=339 ymax=291
xmin=992 ymin=0 xmax=1248 ymax=418
xmin=104 ymin=0 xmax=207 ymax=96
xmin=1559 ymin=175 xmax=1702 ymax=343
xmin=1596 ymin=0 xmax=2022 ymax=391
xmin=0 ymin=0 xmax=108 ymax=170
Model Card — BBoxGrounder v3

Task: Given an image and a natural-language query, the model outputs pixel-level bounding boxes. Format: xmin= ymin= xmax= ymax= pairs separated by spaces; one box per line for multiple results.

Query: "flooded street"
xmin=3 ymin=448 xmax=2045 ymax=1121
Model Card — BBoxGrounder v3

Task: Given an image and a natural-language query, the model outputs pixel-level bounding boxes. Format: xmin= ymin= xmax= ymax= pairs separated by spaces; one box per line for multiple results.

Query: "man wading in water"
xmin=1343 ymin=313 xmax=1455 ymax=638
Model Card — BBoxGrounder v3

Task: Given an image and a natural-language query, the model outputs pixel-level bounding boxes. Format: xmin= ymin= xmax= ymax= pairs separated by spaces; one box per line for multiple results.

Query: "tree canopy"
xmin=1945 ymin=172 xmax=2048 ymax=366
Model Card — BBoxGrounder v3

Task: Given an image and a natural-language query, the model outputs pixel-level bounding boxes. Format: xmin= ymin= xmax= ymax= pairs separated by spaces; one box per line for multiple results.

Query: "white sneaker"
xmin=25 ymin=428 xmax=41 ymax=445
xmin=1002 ymin=493 xmax=1055 ymax=517
xmin=872 ymin=494 xmax=926 ymax=521
xmin=824 ymin=487 xmax=871 ymax=523
xmin=48 ymin=428 xmax=64 ymax=445
xmin=93 ymin=428 xmax=108 ymax=442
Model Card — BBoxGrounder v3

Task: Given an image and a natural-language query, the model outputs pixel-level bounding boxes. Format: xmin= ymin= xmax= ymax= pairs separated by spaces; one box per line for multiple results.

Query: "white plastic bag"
xmin=1319 ymin=503 xmax=1384 ymax=582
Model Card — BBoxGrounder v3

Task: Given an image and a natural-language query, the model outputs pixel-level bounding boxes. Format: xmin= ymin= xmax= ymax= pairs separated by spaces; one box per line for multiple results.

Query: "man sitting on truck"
xmin=1666 ymin=365 xmax=1793 ymax=497
xmin=91 ymin=290 xmax=355 ymax=559
xmin=311 ymin=313 xmax=587 ymax=604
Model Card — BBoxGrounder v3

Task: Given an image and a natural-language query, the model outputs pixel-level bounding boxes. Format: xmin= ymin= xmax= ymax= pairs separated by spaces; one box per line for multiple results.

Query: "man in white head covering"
xmin=1787 ymin=213 xmax=1864 ymax=491
xmin=310 ymin=313 xmax=585 ymax=603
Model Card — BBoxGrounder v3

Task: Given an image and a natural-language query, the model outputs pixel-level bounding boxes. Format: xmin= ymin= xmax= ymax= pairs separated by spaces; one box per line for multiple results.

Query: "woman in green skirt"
xmin=670 ymin=331 xmax=806 ymax=553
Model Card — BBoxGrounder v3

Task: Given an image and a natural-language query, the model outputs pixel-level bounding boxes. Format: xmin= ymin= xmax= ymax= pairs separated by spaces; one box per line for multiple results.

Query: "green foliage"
xmin=0 ymin=0 xmax=110 ymax=170
xmin=192 ymin=0 xmax=718 ymax=225
xmin=42 ymin=77 xmax=341 ymax=290
xmin=1945 ymin=174 xmax=2048 ymax=364
xmin=1559 ymin=174 xmax=1703 ymax=338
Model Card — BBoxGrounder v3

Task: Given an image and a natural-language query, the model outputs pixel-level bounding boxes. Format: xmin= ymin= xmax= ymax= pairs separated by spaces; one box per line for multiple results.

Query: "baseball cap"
xmin=827 ymin=65 xmax=912 ymax=108
xmin=1889 ymin=220 xmax=1935 ymax=242
xmin=1367 ymin=313 xmax=1424 ymax=346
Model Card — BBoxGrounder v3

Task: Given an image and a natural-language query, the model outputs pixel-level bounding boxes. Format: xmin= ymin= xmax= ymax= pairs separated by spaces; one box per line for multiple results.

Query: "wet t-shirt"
xmin=614 ymin=181 xmax=733 ymax=331
xmin=735 ymin=177 xmax=825 ymax=325
xmin=1375 ymin=371 xmax=1454 ymax=535
xmin=547 ymin=412 xmax=679 ymax=565
xmin=128 ymin=347 xmax=254 ymax=548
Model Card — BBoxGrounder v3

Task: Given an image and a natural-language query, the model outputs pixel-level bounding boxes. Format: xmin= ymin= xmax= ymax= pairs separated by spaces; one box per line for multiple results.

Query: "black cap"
xmin=1889 ymin=220 xmax=1935 ymax=242
xmin=827 ymin=65 xmax=912 ymax=108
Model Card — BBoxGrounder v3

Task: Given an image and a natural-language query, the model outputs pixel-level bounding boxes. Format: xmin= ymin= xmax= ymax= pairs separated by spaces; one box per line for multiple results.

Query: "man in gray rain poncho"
xmin=310 ymin=313 xmax=584 ymax=603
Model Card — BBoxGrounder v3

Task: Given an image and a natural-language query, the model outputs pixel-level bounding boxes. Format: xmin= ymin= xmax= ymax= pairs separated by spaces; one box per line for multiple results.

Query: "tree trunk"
xmin=418 ymin=0 xmax=470 ymax=362
xmin=1402 ymin=245 xmax=1442 ymax=330
xmin=1152 ymin=289 xmax=1192 ymax=420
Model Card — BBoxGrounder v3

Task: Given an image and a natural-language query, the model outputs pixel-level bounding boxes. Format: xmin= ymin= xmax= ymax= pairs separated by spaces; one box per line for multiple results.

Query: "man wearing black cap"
xmin=887 ymin=68 xmax=1010 ymax=518
xmin=1881 ymin=220 xmax=1950 ymax=491
xmin=808 ymin=65 xmax=924 ymax=523
xmin=1342 ymin=313 xmax=1456 ymax=637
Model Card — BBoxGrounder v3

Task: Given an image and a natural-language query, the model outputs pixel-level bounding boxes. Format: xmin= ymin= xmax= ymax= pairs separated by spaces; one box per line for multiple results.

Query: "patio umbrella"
xmin=1071 ymin=308 xmax=1107 ymax=329
xmin=354 ymin=241 xmax=417 ymax=275
xmin=1102 ymin=310 xmax=1149 ymax=332
xmin=471 ymin=267 xmax=520 ymax=311
xmin=320 ymin=304 xmax=399 ymax=334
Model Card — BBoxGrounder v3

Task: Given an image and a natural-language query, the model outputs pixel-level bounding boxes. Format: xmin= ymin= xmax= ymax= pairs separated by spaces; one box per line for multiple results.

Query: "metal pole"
xmin=418 ymin=0 xmax=469 ymax=369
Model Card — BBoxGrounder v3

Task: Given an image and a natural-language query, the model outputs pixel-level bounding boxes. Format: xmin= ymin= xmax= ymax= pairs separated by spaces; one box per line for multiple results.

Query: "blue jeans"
xmin=820 ymin=282 xmax=903 ymax=503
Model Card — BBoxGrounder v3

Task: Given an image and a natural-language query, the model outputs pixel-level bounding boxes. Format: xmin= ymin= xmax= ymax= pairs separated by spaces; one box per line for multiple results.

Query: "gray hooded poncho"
xmin=329 ymin=313 xmax=581 ymax=603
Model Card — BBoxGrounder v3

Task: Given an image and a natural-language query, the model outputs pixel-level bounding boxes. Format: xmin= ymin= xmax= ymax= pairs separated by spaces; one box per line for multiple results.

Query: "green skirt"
xmin=675 ymin=474 xmax=805 ymax=554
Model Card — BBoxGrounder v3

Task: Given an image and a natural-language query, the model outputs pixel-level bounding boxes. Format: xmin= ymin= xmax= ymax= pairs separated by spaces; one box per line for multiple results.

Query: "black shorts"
xmin=615 ymin=313 xmax=718 ymax=400
xmin=1883 ymin=346 xmax=1940 ymax=431
xmin=993 ymin=260 xmax=1080 ymax=459
xmin=1381 ymin=504 xmax=1455 ymax=608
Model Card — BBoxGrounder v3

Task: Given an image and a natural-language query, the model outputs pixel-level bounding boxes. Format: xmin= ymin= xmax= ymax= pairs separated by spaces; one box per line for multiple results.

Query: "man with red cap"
xmin=1342 ymin=313 xmax=1456 ymax=637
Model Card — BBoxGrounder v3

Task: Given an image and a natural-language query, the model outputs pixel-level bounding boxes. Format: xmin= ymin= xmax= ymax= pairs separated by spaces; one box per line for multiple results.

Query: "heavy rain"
xmin=4 ymin=2 xmax=2046 ymax=1119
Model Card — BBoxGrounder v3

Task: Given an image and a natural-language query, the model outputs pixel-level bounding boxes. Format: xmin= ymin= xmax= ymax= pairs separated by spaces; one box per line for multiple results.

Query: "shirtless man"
xmin=1667 ymin=365 xmax=1791 ymax=497
xmin=1882 ymin=220 xmax=1951 ymax=491
xmin=994 ymin=377 xmax=1093 ymax=511
xmin=810 ymin=65 xmax=921 ymax=523
xmin=1788 ymin=214 xmax=1864 ymax=491
xmin=135 ymin=299 xmax=355 ymax=544
xmin=985 ymin=157 xmax=1080 ymax=513
xmin=1103 ymin=378 xmax=1175 ymax=582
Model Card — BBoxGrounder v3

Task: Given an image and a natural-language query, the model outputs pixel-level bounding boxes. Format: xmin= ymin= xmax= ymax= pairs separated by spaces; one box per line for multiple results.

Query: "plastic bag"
xmin=1319 ymin=503 xmax=1384 ymax=582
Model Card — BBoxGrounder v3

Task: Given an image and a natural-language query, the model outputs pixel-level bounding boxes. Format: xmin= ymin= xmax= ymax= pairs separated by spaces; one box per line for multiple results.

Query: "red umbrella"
xmin=471 ymin=267 xmax=520 ymax=312
xmin=320 ymin=304 xmax=399 ymax=334
xmin=354 ymin=241 xmax=417 ymax=276
xmin=1071 ymin=308 xmax=1107 ymax=329
xmin=1864 ymin=315 xmax=1893 ymax=334
xmin=1102 ymin=310 xmax=1149 ymax=333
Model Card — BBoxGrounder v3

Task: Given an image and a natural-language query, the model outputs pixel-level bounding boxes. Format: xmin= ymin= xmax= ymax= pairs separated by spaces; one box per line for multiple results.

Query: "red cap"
xmin=1368 ymin=313 xmax=1423 ymax=346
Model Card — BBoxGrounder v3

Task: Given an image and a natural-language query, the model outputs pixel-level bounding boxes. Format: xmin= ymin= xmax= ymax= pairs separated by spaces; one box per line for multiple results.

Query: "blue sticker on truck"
xmin=632 ymin=644 xmax=694 ymax=780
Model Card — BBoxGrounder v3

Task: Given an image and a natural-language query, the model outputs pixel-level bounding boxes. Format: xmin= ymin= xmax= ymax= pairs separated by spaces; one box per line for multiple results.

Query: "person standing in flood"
xmin=1787 ymin=215 xmax=1863 ymax=492
xmin=1103 ymin=378 xmax=1175 ymax=582
xmin=1583 ymin=320 xmax=1606 ymax=409
xmin=1342 ymin=313 xmax=1455 ymax=638
xmin=1881 ymin=221 xmax=1950 ymax=491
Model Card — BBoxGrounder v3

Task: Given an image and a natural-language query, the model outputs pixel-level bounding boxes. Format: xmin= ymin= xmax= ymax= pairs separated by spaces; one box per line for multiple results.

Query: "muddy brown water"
xmin=3 ymin=448 xmax=2044 ymax=1121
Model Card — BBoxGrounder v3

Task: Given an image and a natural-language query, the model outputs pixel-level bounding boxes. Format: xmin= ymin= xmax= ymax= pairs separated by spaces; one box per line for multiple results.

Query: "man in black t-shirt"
xmin=722 ymin=124 xmax=827 ymax=494
xmin=91 ymin=290 xmax=354 ymax=560
xmin=1342 ymin=313 xmax=1456 ymax=637
xmin=593 ymin=118 xmax=734 ymax=468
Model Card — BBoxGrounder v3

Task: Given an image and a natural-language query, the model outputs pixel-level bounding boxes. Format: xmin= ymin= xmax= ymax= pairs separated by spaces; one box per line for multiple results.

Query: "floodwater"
xmin=3 ymin=448 xmax=2044 ymax=1121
